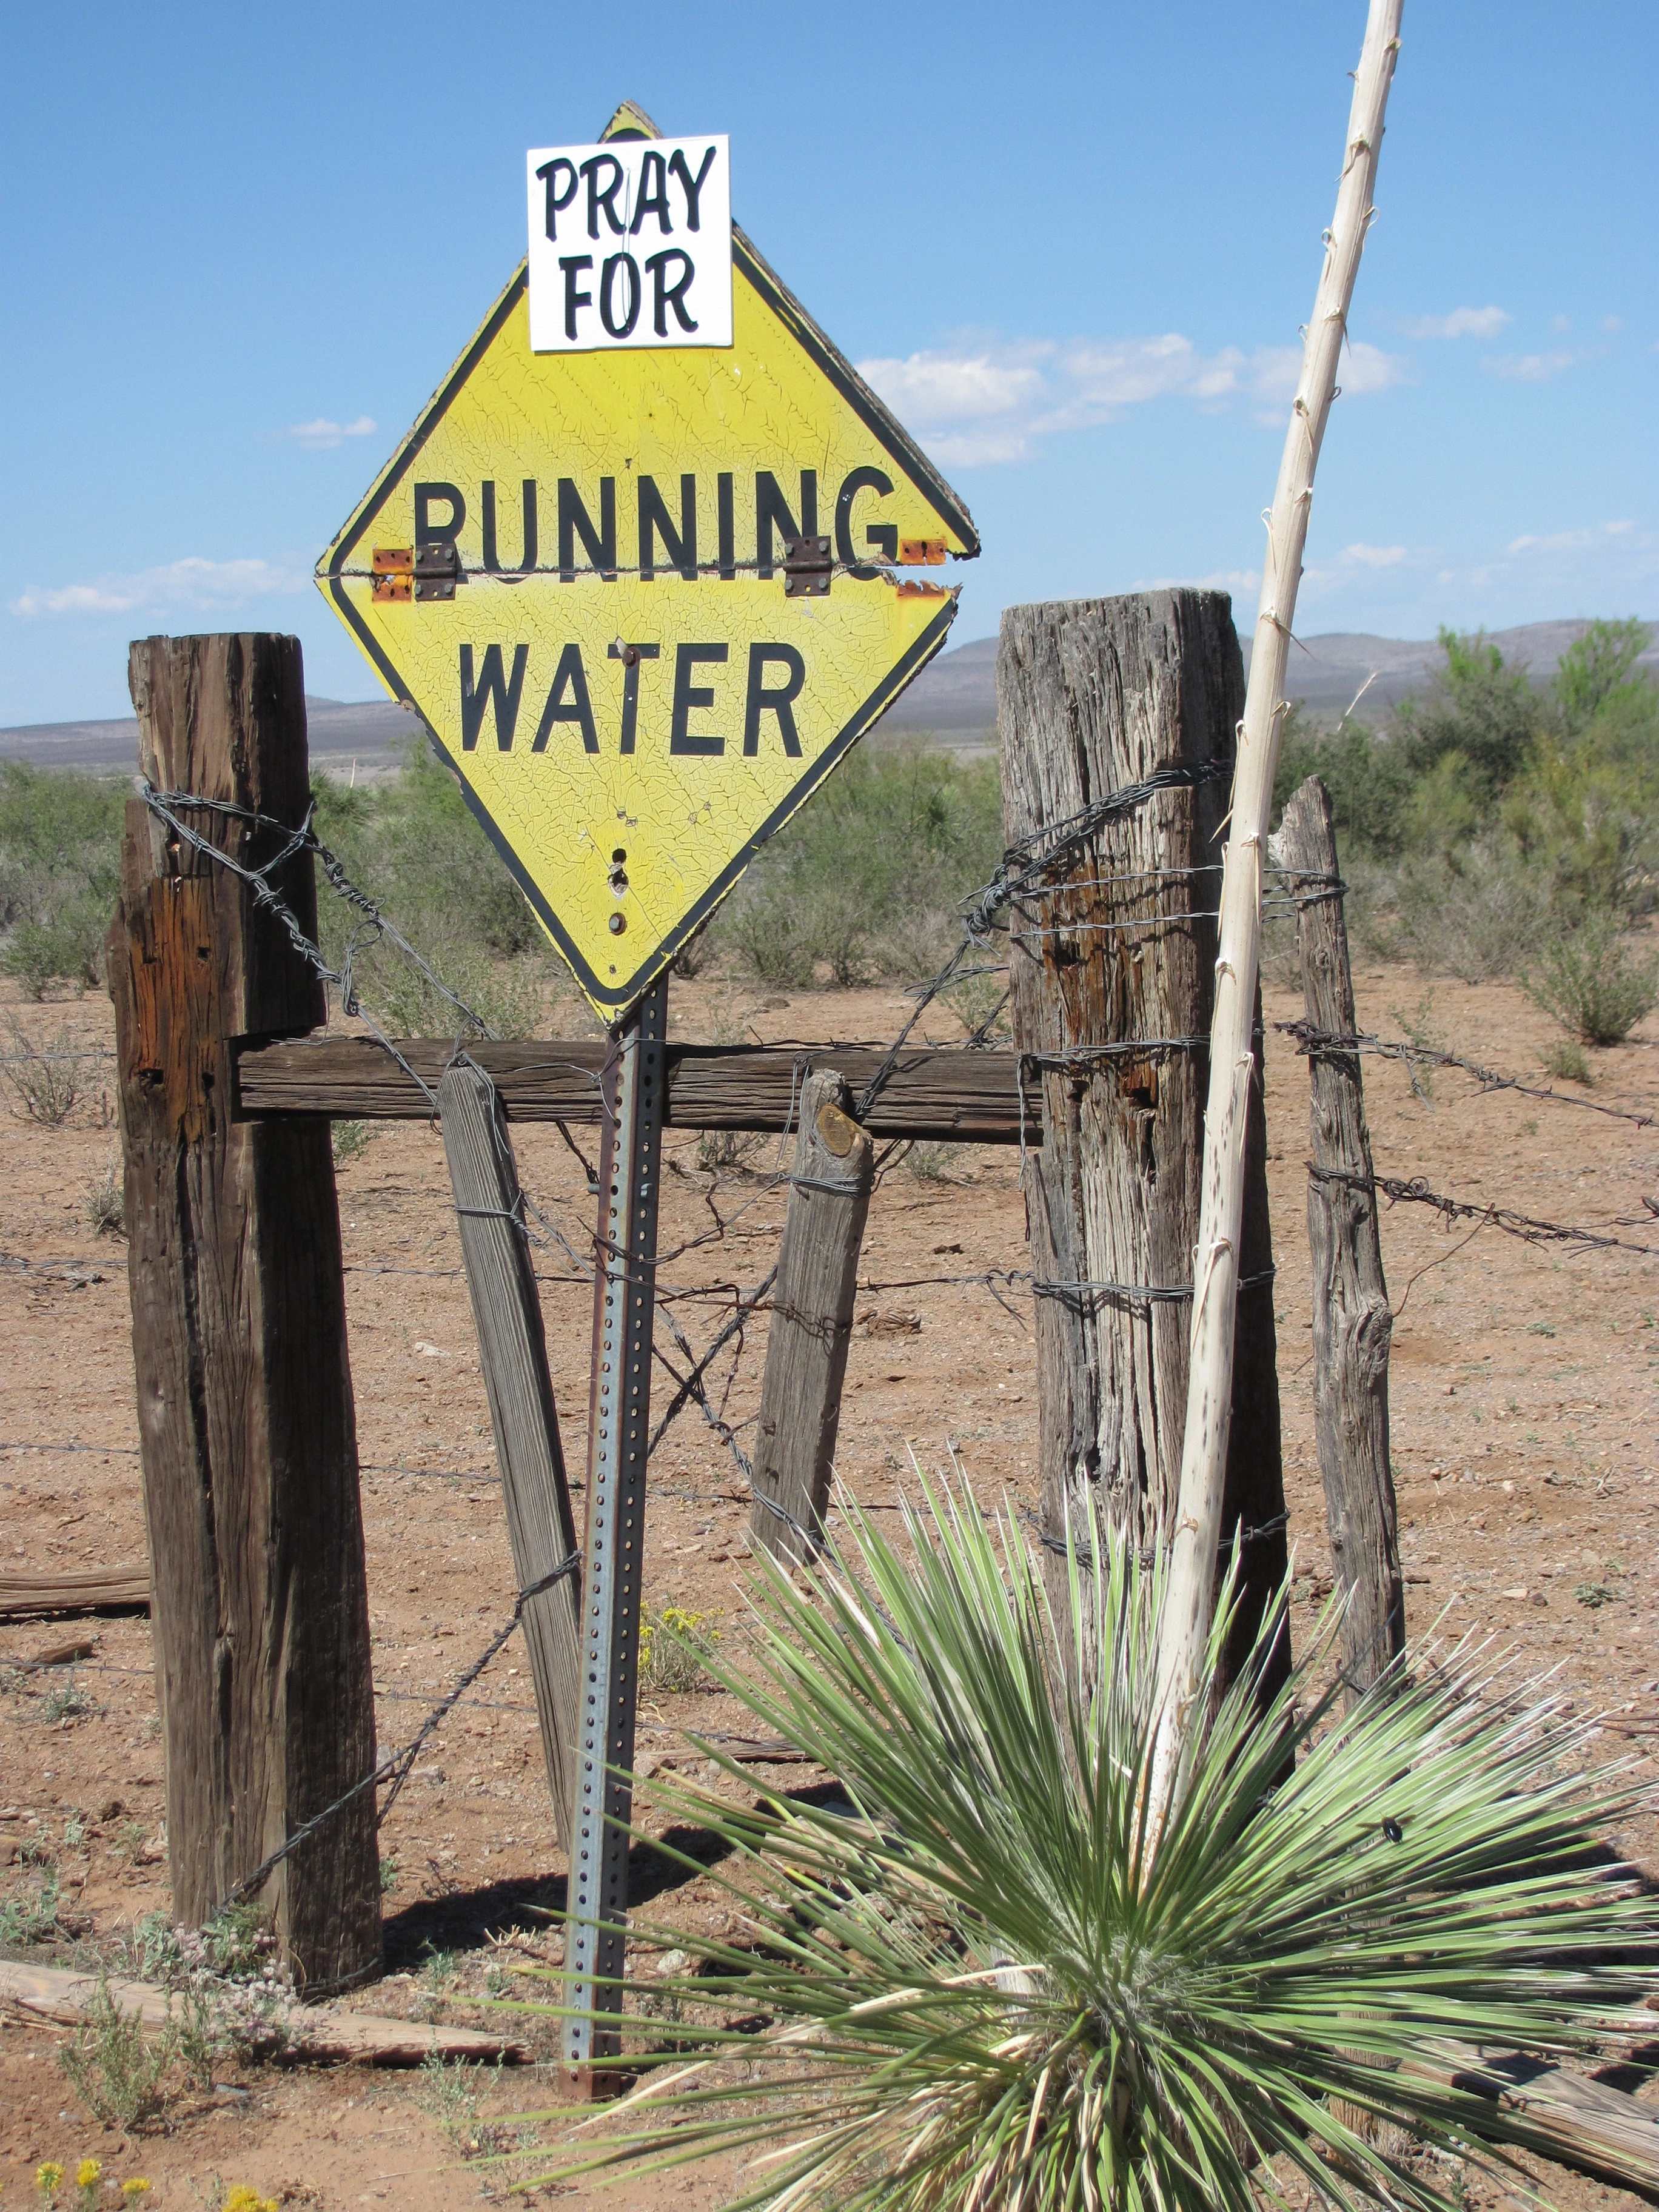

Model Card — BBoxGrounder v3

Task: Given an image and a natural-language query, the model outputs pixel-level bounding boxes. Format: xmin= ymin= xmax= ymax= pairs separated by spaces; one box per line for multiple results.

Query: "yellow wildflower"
xmin=75 ymin=2163 xmax=101 ymax=2191
xmin=221 ymin=2189 xmax=279 ymax=2212
xmin=121 ymin=2189 xmax=153 ymax=2204
xmin=36 ymin=2166 xmax=65 ymax=2204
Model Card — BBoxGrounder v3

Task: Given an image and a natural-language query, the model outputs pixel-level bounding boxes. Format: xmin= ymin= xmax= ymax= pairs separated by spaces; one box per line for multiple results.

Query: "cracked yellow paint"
xmin=318 ymin=232 xmax=977 ymax=1019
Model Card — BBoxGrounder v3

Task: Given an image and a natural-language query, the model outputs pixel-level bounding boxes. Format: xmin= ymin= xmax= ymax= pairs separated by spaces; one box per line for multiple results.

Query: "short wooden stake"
xmin=109 ymin=634 xmax=379 ymax=1994
xmin=1273 ymin=776 xmax=1403 ymax=1698
xmin=439 ymin=1063 xmax=584 ymax=1838
xmin=749 ymin=1071 xmax=875 ymax=1565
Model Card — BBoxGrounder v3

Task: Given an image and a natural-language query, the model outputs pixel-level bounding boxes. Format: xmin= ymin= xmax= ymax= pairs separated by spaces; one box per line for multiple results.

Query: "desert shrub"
xmin=83 ymin=1162 xmax=125 ymax=1235
xmin=1 ymin=1020 xmax=101 ymax=1125
xmin=638 ymin=1604 xmax=720 ymax=1694
xmin=1394 ymin=836 xmax=1552 ymax=980
xmin=1275 ymin=624 xmax=1657 ymax=984
xmin=1272 ymin=708 xmax=1418 ymax=857
xmin=0 ymin=1860 xmax=66 ymax=1944
xmin=719 ymin=742 xmax=1003 ymax=988
xmin=1523 ymin=912 xmax=1659 ymax=1045
xmin=58 ymin=1984 xmax=176 ymax=2130
xmin=1395 ymin=625 xmax=1549 ymax=797
xmin=1503 ymin=659 xmax=1659 ymax=920
xmin=1541 ymin=1037 xmax=1592 ymax=1084
xmin=1554 ymin=615 xmax=1654 ymax=734
xmin=310 ymin=748 xmax=556 ymax=1036
xmin=0 ymin=763 xmax=124 ymax=997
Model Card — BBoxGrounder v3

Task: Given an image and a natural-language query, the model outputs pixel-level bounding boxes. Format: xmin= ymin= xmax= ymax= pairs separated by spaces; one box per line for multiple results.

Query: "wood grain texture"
xmin=0 ymin=1960 xmax=529 ymax=2066
xmin=108 ymin=634 xmax=379 ymax=1996
xmin=234 ymin=1036 xmax=1042 ymax=1143
xmin=749 ymin=1071 xmax=875 ymax=1564
xmin=438 ymin=1062 xmax=583 ymax=1846
xmin=0 ymin=1567 xmax=151 ymax=1620
xmin=1273 ymin=777 xmax=1401 ymax=1697
xmin=996 ymin=592 xmax=1287 ymax=1688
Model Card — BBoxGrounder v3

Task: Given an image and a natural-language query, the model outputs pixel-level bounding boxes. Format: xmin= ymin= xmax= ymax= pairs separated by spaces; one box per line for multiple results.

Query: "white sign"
xmin=525 ymin=134 xmax=732 ymax=355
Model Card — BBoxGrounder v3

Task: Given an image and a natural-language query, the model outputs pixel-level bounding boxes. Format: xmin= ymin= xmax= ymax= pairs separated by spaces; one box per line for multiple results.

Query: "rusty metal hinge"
xmin=371 ymin=548 xmax=413 ymax=603
xmin=782 ymin=535 xmax=831 ymax=598
xmin=415 ymin=542 xmax=462 ymax=602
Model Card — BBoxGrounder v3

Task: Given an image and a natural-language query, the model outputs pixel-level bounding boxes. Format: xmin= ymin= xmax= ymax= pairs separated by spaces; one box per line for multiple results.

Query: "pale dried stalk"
xmin=1144 ymin=0 xmax=1404 ymax=1854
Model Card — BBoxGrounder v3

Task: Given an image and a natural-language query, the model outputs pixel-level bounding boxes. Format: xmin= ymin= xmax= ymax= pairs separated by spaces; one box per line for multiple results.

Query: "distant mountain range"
xmin=3 ymin=617 xmax=1652 ymax=773
xmin=876 ymin=616 xmax=1659 ymax=737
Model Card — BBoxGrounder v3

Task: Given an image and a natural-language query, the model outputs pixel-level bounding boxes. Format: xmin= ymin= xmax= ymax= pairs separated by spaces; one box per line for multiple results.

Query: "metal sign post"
xmin=561 ymin=975 xmax=666 ymax=2086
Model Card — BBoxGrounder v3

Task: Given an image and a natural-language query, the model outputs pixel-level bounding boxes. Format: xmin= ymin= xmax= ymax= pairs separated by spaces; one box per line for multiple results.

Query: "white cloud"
xmin=859 ymin=349 xmax=1048 ymax=423
xmin=1507 ymin=519 xmax=1637 ymax=557
xmin=1142 ymin=566 xmax=1262 ymax=598
xmin=10 ymin=555 xmax=310 ymax=621
xmin=284 ymin=414 xmax=378 ymax=449
xmin=1601 ymin=315 xmax=1625 ymax=334
xmin=1338 ymin=341 xmax=1411 ymax=396
xmin=857 ymin=330 xmax=1407 ymax=465
xmin=1484 ymin=350 xmax=1576 ymax=383
xmin=1339 ymin=542 xmax=1408 ymax=568
xmin=1402 ymin=306 xmax=1510 ymax=341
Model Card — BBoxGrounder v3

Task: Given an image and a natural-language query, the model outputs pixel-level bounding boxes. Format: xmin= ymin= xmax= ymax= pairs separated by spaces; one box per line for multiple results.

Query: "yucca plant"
xmin=514 ymin=1482 xmax=1657 ymax=2211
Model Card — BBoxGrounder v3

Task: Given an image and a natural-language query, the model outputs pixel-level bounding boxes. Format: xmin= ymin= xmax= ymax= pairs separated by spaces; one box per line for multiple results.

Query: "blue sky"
xmin=2 ymin=0 xmax=1653 ymax=724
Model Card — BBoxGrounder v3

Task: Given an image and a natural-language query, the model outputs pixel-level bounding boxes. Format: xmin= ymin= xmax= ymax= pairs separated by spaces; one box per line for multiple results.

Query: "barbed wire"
xmin=59 ymin=746 xmax=1650 ymax=1904
xmin=1309 ymin=1164 xmax=1659 ymax=1259
xmin=1279 ymin=1020 xmax=1657 ymax=1130
xmin=849 ymin=759 xmax=1236 ymax=1124
xmin=215 ymin=1546 xmax=582 ymax=1915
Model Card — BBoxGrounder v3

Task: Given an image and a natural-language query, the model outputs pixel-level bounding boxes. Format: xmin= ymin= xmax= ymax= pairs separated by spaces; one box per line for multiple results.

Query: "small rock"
xmin=98 ymin=1797 xmax=124 ymax=1823
xmin=656 ymin=1948 xmax=691 ymax=1977
xmin=865 ymin=1310 xmax=922 ymax=1338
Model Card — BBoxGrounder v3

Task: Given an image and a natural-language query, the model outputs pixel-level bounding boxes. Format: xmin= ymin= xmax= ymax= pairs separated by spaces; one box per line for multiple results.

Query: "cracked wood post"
xmin=1148 ymin=0 xmax=1404 ymax=1849
xmin=749 ymin=1071 xmax=875 ymax=1564
xmin=1273 ymin=776 xmax=1402 ymax=1700
xmin=997 ymin=590 xmax=1287 ymax=1694
xmin=439 ymin=1061 xmax=583 ymax=1841
xmin=109 ymin=634 xmax=380 ymax=1994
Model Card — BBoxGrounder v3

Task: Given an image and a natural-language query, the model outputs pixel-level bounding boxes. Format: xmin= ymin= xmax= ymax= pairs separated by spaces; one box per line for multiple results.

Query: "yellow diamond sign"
xmin=318 ymin=120 xmax=977 ymax=1021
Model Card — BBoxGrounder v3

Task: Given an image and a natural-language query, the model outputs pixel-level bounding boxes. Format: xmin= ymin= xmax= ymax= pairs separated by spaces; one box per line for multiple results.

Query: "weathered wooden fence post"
xmin=440 ymin=1062 xmax=584 ymax=1834
xmin=749 ymin=1070 xmax=876 ymax=1564
xmin=1272 ymin=775 xmax=1402 ymax=1697
xmin=109 ymin=632 xmax=380 ymax=1994
xmin=996 ymin=591 xmax=1287 ymax=1689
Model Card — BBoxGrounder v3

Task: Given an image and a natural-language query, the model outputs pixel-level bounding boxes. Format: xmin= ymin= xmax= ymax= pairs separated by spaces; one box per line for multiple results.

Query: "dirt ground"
xmin=2 ymin=956 xmax=1656 ymax=2208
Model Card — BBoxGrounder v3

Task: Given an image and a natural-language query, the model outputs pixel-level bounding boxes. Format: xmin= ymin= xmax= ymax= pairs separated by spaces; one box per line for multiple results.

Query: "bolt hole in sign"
xmin=527 ymin=136 xmax=732 ymax=352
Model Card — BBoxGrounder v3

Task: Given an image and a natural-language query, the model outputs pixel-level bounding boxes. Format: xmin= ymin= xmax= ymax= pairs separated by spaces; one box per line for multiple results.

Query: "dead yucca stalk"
xmin=1148 ymin=0 xmax=1406 ymax=1854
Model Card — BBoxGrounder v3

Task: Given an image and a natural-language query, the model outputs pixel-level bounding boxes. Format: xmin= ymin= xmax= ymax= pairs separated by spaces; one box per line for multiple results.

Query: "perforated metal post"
xmin=561 ymin=975 xmax=666 ymax=2088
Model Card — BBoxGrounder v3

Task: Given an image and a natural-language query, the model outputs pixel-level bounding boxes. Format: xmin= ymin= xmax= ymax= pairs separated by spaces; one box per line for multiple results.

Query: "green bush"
xmin=1395 ymin=625 xmax=1550 ymax=797
xmin=1272 ymin=708 xmax=1417 ymax=857
xmin=1275 ymin=622 xmax=1657 ymax=982
xmin=717 ymin=742 xmax=1003 ymax=989
xmin=1524 ymin=912 xmax=1658 ymax=1045
xmin=0 ymin=763 xmax=125 ymax=997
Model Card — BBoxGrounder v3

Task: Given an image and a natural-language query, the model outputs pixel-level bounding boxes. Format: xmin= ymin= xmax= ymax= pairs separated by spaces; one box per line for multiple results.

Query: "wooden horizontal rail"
xmin=0 ymin=1567 xmax=152 ymax=1621
xmin=233 ymin=1036 xmax=1042 ymax=1145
